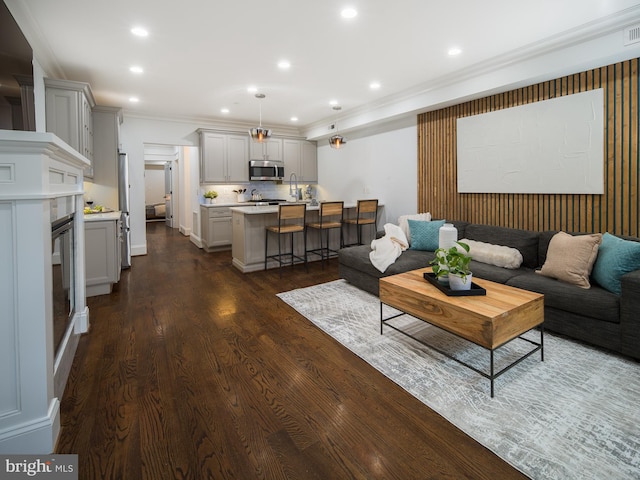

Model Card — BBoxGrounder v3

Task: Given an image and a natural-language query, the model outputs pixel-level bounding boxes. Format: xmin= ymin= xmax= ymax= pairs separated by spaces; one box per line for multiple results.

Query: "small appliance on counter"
xmin=303 ymin=185 xmax=314 ymax=200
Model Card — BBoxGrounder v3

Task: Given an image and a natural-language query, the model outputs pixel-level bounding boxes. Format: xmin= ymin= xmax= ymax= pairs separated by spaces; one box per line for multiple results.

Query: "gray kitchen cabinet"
xmin=85 ymin=215 xmax=121 ymax=297
xmin=201 ymin=205 xmax=233 ymax=251
xmin=92 ymin=106 xmax=122 ymax=203
xmin=283 ymin=139 xmax=318 ymax=183
xmin=199 ymin=130 xmax=249 ymax=183
xmin=249 ymin=137 xmax=282 ymax=161
xmin=45 ymin=78 xmax=96 ymax=178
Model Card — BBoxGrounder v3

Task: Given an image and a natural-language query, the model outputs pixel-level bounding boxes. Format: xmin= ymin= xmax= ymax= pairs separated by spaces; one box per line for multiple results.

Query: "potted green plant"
xmin=203 ymin=190 xmax=218 ymax=204
xmin=430 ymin=241 xmax=473 ymax=290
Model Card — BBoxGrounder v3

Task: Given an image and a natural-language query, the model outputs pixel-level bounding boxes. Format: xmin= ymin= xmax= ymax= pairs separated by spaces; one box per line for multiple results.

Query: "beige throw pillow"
xmin=537 ymin=232 xmax=602 ymax=288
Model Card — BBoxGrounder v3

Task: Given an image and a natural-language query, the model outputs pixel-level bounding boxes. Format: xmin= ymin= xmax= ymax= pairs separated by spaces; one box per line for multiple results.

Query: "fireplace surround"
xmin=0 ymin=130 xmax=89 ymax=453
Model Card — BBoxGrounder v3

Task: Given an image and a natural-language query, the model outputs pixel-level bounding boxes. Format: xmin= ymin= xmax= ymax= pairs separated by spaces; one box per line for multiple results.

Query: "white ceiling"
xmin=6 ymin=0 xmax=640 ymax=133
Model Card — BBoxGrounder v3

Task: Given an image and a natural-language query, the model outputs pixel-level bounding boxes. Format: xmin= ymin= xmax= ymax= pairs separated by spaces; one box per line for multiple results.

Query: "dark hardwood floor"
xmin=56 ymin=222 xmax=527 ymax=479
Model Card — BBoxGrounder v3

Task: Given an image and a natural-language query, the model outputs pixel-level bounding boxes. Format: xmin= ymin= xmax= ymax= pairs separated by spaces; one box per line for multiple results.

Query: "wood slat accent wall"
xmin=418 ymin=58 xmax=639 ymax=236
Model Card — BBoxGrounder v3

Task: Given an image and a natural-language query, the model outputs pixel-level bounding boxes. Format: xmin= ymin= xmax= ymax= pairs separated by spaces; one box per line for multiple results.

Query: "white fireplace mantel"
xmin=0 ymin=130 xmax=89 ymax=453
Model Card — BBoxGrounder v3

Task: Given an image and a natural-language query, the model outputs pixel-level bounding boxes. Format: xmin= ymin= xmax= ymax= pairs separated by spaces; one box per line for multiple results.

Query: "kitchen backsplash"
xmin=200 ymin=182 xmax=317 ymax=203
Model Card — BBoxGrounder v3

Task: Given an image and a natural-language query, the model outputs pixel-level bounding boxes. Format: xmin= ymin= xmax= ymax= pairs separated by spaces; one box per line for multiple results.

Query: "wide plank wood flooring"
xmin=56 ymin=222 xmax=527 ymax=479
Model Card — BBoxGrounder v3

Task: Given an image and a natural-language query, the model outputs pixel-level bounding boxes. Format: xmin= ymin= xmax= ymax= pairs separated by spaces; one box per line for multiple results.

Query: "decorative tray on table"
xmin=423 ymin=272 xmax=486 ymax=296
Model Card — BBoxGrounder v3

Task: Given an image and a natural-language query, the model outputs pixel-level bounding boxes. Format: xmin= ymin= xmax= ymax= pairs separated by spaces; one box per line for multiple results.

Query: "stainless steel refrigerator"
xmin=118 ymin=152 xmax=132 ymax=269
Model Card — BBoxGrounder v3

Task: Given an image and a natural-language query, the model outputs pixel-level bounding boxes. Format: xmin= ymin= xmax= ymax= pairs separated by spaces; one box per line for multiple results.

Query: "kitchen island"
xmin=231 ymin=202 xmax=384 ymax=273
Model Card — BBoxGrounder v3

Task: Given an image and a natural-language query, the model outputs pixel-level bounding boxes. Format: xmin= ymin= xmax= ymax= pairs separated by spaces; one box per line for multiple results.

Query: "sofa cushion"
xmin=538 ymin=230 xmax=558 ymax=266
xmin=463 ymin=224 xmax=540 ymax=268
xmin=469 ymin=262 xmax=531 ymax=284
xmin=339 ymin=245 xmax=435 ymax=279
xmin=507 ymin=272 xmax=619 ymax=323
xmin=450 ymin=220 xmax=470 ymax=240
xmin=592 ymin=233 xmax=640 ymax=295
xmin=537 ymin=232 xmax=602 ymax=288
xmin=408 ymin=219 xmax=444 ymax=251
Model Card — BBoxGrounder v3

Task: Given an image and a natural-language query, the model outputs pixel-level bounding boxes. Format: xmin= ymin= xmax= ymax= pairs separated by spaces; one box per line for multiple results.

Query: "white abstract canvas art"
xmin=456 ymin=89 xmax=604 ymax=194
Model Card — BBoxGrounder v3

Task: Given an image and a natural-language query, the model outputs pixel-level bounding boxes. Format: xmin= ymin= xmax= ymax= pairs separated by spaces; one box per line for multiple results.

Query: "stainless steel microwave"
xmin=249 ymin=160 xmax=284 ymax=181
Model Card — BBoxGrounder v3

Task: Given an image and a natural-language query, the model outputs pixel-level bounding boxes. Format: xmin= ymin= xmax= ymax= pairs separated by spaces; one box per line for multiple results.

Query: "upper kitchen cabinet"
xmin=249 ymin=137 xmax=282 ymax=161
xmin=45 ymin=78 xmax=96 ymax=178
xmin=199 ymin=130 xmax=249 ymax=183
xmin=283 ymin=139 xmax=318 ymax=183
xmin=92 ymin=106 xmax=122 ymax=203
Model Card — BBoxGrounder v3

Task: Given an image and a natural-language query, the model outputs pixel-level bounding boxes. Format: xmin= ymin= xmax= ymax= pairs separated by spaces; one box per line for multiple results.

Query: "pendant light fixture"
xmin=249 ymin=93 xmax=272 ymax=143
xmin=329 ymin=105 xmax=347 ymax=149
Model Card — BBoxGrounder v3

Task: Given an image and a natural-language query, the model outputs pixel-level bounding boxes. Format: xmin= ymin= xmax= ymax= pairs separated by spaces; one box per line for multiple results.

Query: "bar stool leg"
xmin=303 ymin=228 xmax=308 ymax=272
xmin=278 ymin=232 xmax=283 ymax=278
xmin=264 ymin=230 xmax=269 ymax=271
xmin=320 ymin=228 xmax=325 ymax=267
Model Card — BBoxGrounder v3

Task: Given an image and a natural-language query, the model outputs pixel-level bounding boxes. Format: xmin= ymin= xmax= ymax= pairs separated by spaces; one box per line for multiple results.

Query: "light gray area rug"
xmin=277 ymin=280 xmax=640 ymax=480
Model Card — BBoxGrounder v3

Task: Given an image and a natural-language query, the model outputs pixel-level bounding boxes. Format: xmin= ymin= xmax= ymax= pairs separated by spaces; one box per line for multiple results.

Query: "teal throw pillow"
xmin=408 ymin=219 xmax=445 ymax=251
xmin=591 ymin=233 xmax=640 ymax=295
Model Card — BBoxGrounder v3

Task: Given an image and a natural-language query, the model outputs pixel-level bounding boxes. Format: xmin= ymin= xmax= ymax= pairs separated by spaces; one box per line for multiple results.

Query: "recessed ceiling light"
xmin=130 ymin=26 xmax=148 ymax=37
xmin=329 ymin=99 xmax=339 ymax=106
xmin=369 ymin=82 xmax=381 ymax=90
xmin=290 ymin=116 xmax=298 ymax=122
xmin=129 ymin=66 xmax=144 ymax=74
xmin=341 ymin=7 xmax=358 ymax=19
xmin=247 ymin=85 xmax=258 ymax=93
xmin=448 ymin=47 xmax=462 ymax=56
xmin=221 ymin=108 xmax=230 ymax=114
xmin=277 ymin=60 xmax=291 ymax=70
xmin=129 ymin=96 xmax=139 ymax=103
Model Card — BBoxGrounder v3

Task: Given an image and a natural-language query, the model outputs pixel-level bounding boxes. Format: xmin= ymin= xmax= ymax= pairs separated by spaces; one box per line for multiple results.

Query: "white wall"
xmin=182 ymin=146 xmax=199 ymax=237
xmin=119 ymin=116 xmax=201 ymax=255
xmin=317 ymin=119 xmax=418 ymax=227
xmin=120 ymin=114 xmax=420 ymax=254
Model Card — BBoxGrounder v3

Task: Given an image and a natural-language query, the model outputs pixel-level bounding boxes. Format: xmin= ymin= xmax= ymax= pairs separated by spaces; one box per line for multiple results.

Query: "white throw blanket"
xmin=369 ymin=223 xmax=409 ymax=273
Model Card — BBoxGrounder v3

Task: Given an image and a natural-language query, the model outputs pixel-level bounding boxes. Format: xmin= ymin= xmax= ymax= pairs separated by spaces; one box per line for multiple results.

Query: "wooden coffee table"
xmin=379 ymin=267 xmax=544 ymax=397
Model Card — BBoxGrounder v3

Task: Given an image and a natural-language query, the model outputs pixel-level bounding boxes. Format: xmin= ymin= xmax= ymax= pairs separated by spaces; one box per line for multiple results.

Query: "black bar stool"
xmin=343 ymin=199 xmax=378 ymax=246
xmin=306 ymin=201 xmax=344 ymax=268
xmin=264 ymin=204 xmax=308 ymax=277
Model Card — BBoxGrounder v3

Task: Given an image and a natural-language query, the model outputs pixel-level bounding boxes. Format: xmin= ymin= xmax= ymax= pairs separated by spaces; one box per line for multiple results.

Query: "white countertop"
xmin=84 ymin=210 xmax=121 ymax=222
xmin=201 ymin=201 xmax=248 ymax=207
xmin=230 ymin=204 xmax=317 ymax=214
xmin=230 ymin=202 xmax=379 ymax=215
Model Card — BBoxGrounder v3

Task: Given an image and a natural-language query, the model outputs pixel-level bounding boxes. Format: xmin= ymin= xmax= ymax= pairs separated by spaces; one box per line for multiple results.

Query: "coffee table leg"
xmin=541 ymin=324 xmax=544 ymax=362
xmin=490 ymin=350 xmax=495 ymax=398
xmin=380 ymin=302 xmax=383 ymax=335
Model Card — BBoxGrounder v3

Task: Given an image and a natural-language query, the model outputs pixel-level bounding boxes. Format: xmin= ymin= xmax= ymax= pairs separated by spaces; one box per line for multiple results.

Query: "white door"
xmin=164 ymin=161 xmax=173 ymax=227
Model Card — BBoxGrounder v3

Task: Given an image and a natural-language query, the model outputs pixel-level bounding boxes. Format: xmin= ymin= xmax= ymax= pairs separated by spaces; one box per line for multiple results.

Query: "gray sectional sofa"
xmin=338 ymin=220 xmax=640 ymax=360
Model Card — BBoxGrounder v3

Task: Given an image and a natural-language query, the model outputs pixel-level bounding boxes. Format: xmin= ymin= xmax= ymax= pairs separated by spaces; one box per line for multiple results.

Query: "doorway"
xmin=144 ymin=144 xmax=179 ymax=228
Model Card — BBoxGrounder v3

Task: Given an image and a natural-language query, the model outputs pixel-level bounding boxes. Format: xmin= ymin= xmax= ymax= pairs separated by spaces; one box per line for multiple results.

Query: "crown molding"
xmin=304 ymin=5 xmax=640 ymax=140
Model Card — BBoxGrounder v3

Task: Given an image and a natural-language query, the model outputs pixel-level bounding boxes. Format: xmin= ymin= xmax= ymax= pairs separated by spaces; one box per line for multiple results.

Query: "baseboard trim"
xmin=0 ymin=399 xmax=60 ymax=454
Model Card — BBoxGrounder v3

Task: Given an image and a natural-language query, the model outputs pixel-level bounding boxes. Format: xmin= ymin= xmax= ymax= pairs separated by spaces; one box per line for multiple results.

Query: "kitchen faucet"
xmin=289 ymin=172 xmax=298 ymax=200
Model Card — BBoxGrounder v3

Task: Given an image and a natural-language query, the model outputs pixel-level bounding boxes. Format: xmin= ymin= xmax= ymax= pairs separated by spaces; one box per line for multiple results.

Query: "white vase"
xmin=205 ymin=198 xmax=212 ymax=204
xmin=439 ymin=223 xmax=458 ymax=249
xmin=449 ymin=272 xmax=472 ymax=291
